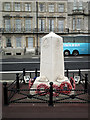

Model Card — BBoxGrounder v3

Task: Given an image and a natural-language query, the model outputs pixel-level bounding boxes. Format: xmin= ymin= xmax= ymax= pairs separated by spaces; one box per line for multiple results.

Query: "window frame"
xmin=76 ymin=18 xmax=82 ymax=30
xmin=25 ymin=18 xmax=32 ymax=31
xmin=39 ymin=3 xmax=45 ymax=12
xmin=48 ymin=19 xmax=55 ymax=32
xmin=14 ymin=2 xmax=21 ymax=11
xmin=16 ymin=37 xmax=22 ymax=48
xmin=72 ymin=17 xmax=83 ymax=31
xmin=24 ymin=3 xmax=32 ymax=12
xmin=58 ymin=3 xmax=65 ymax=13
xmin=26 ymin=37 xmax=34 ymax=48
xmin=6 ymin=37 xmax=12 ymax=47
xmin=15 ymin=18 xmax=21 ymax=32
xmin=48 ymin=3 xmax=55 ymax=12
xmin=4 ymin=18 xmax=11 ymax=32
xmin=39 ymin=19 xmax=45 ymax=31
xmin=4 ymin=2 xmax=11 ymax=11
xmin=58 ymin=19 xmax=65 ymax=32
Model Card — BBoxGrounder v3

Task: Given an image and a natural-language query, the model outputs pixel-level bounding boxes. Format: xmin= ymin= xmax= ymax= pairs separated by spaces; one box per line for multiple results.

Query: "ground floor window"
xmin=6 ymin=37 xmax=11 ymax=47
xmin=16 ymin=37 xmax=21 ymax=47
xmin=26 ymin=37 xmax=35 ymax=48
xmin=58 ymin=20 xmax=64 ymax=32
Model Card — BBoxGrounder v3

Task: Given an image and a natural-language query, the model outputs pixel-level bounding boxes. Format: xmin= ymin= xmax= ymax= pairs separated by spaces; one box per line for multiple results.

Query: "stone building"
xmin=0 ymin=0 xmax=89 ymax=55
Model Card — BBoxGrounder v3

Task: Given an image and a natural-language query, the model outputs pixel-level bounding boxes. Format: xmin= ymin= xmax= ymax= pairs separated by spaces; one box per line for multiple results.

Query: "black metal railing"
xmin=1 ymin=28 xmax=89 ymax=34
xmin=3 ymin=68 xmax=90 ymax=106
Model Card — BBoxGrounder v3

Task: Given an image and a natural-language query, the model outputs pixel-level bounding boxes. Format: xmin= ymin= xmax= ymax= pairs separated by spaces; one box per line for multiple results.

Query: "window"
xmin=5 ymin=19 xmax=11 ymax=32
xmin=73 ymin=17 xmax=82 ymax=31
xmin=58 ymin=4 xmax=64 ymax=12
xmin=79 ymin=1 xmax=83 ymax=10
xmin=25 ymin=3 xmax=31 ymax=11
xmin=76 ymin=18 xmax=82 ymax=30
xmin=49 ymin=19 xmax=54 ymax=31
xmin=25 ymin=19 xmax=31 ymax=31
xmin=73 ymin=0 xmax=77 ymax=10
xmin=63 ymin=36 xmax=89 ymax=43
xmin=49 ymin=4 xmax=54 ymax=12
xmin=15 ymin=19 xmax=21 ymax=32
xmin=63 ymin=36 xmax=75 ymax=43
xmin=39 ymin=19 xmax=45 ymax=31
xmin=39 ymin=3 xmax=45 ymax=12
xmin=6 ymin=37 xmax=11 ymax=47
xmin=15 ymin=3 xmax=21 ymax=11
xmin=58 ymin=20 xmax=64 ymax=32
xmin=73 ymin=0 xmax=83 ymax=10
xmin=26 ymin=37 xmax=34 ymax=48
xmin=75 ymin=36 xmax=89 ymax=43
xmin=73 ymin=18 xmax=75 ymax=30
xmin=16 ymin=37 xmax=21 ymax=47
xmin=4 ymin=3 xmax=11 ymax=11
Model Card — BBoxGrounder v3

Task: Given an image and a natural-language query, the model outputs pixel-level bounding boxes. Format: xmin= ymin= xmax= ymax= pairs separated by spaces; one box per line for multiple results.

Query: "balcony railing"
xmin=2 ymin=28 xmax=68 ymax=33
xmin=1 ymin=28 xmax=89 ymax=34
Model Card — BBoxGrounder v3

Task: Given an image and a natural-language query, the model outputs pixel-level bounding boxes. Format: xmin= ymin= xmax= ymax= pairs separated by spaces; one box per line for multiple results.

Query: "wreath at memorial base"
xmin=58 ymin=82 xmax=72 ymax=94
xmin=36 ymin=84 xmax=49 ymax=96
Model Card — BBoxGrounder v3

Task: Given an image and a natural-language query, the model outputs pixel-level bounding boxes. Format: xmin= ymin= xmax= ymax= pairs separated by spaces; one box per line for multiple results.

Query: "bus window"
xmin=88 ymin=36 xmax=90 ymax=43
xmin=75 ymin=36 xmax=89 ymax=43
xmin=63 ymin=36 xmax=75 ymax=43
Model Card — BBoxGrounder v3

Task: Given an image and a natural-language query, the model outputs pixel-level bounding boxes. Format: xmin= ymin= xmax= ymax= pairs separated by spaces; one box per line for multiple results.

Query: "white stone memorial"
xmin=40 ymin=32 xmax=64 ymax=82
xmin=30 ymin=32 xmax=73 ymax=95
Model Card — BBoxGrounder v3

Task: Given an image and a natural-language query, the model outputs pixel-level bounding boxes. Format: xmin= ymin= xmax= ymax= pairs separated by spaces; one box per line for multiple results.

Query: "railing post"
xmin=78 ymin=69 xmax=81 ymax=80
xmin=23 ymin=68 xmax=25 ymax=83
xmin=16 ymin=73 xmax=19 ymax=90
xmin=3 ymin=82 xmax=8 ymax=105
xmin=35 ymin=68 xmax=37 ymax=78
xmin=67 ymin=69 xmax=69 ymax=78
xmin=73 ymin=73 xmax=74 ymax=78
xmin=85 ymin=74 xmax=88 ymax=91
xmin=30 ymin=72 xmax=31 ymax=78
xmin=48 ymin=82 xmax=53 ymax=106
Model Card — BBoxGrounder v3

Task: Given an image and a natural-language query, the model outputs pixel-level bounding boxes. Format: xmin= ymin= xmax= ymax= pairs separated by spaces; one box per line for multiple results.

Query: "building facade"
xmin=0 ymin=0 xmax=90 ymax=55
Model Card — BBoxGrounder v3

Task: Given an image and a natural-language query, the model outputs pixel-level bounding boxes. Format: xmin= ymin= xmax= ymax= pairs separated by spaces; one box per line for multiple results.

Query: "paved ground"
xmin=2 ymin=103 xmax=88 ymax=119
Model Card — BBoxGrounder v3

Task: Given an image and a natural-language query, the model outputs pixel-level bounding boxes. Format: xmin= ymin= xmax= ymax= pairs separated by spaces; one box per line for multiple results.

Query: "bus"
xmin=62 ymin=35 xmax=90 ymax=56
